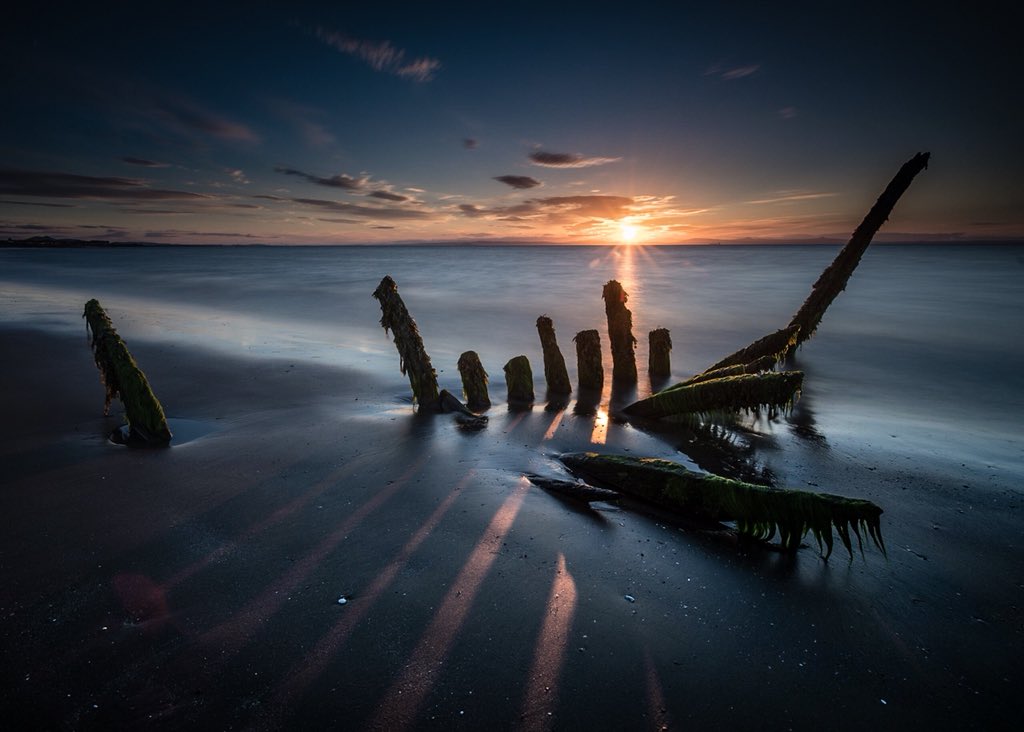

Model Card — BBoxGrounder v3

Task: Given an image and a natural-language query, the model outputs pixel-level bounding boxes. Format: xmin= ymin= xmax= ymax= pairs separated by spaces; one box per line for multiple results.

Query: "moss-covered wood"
xmin=536 ymin=315 xmax=571 ymax=395
xmin=703 ymin=326 xmax=801 ymax=374
xmin=681 ymin=355 xmax=778 ymax=387
xmin=561 ymin=452 xmax=884 ymax=558
xmin=82 ymin=299 xmax=172 ymax=445
xmin=603 ymin=280 xmax=637 ymax=382
xmin=372 ymin=275 xmax=440 ymax=410
xmin=648 ymin=328 xmax=672 ymax=378
xmin=573 ymin=329 xmax=603 ymax=391
xmin=622 ymin=371 xmax=803 ymax=421
xmin=525 ymin=473 xmax=620 ymax=503
xmin=503 ymin=355 xmax=535 ymax=404
xmin=457 ymin=350 xmax=490 ymax=410
xmin=787 ymin=152 xmax=931 ymax=348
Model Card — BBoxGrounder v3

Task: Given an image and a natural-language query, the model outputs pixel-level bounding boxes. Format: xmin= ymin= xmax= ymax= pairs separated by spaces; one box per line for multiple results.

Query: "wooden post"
xmin=457 ymin=350 xmax=491 ymax=410
xmin=82 ymin=299 xmax=172 ymax=445
xmin=602 ymin=280 xmax=637 ymax=382
xmin=536 ymin=315 xmax=571 ymax=395
xmin=372 ymin=275 xmax=440 ymax=410
xmin=648 ymin=328 xmax=671 ymax=378
xmin=573 ymin=329 xmax=603 ymax=391
xmin=503 ymin=355 xmax=535 ymax=404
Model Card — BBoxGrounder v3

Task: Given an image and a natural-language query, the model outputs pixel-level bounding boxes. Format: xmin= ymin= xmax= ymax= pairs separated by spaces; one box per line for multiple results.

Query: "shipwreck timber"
xmin=536 ymin=315 xmax=572 ymax=395
xmin=457 ymin=350 xmax=491 ymax=411
xmin=603 ymin=280 xmax=638 ymax=382
xmin=562 ymin=452 xmax=884 ymax=558
xmin=648 ymin=328 xmax=672 ymax=378
xmin=504 ymin=355 xmax=535 ymax=404
xmin=573 ymin=329 xmax=604 ymax=391
xmin=373 ymin=275 xmax=440 ymax=410
xmin=82 ymin=299 xmax=172 ymax=445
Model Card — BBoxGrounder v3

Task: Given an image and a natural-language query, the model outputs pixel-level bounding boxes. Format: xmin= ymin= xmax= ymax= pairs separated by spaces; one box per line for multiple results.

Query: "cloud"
xmin=144 ymin=229 xmax=266 ymax=240
xmin=275 ymin=166 xmax=367 ymax=190
xmin=121 ymin=156 xmax=169 ymax=168
xmin=150 ymin=97 xmax=260 ymax=143
xmin=778 ymin=107 xmax=798 ymax=119
xmin=368 ymin=190 xmax=409 ymax=202
xmin=0 ymin=169 xmax=212 ymax=201
xmin=292 ymin=197 xmax=434 ymax=220
xmin=529 ymin=150 xmax=621 ymax=168
xmin=706 ymin=63 xmax=761 ymax=80
xmin=0 ymin=199 xmax=77 ymax=208
xmin=317 ymin=217 xmax=362 ymax=224
xmin=746 ymin=191 xmax=837 ymax=205
xmin=463 ymin=138 xmax=479 ymax=149
xmin=228 ymin=169 xmax=249 ymax=184
xmin=494 ymin=175 xmax=542 ymax=190
xmin=457 ymin=195 xmax=634 ymax=221
xmin=315 ymin=27 xmax=441 ymax=82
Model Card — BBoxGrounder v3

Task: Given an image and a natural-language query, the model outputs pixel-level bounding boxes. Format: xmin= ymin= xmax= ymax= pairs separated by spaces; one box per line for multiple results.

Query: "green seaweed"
xmin=82 ymin=299 xmax=172 ymax=444
xmin=561 ymin=452 xmax=884 ymax=559
xmin=457 ymin=350 xmax=491 ymax=410
xmin=702 ymin=326 xmax=801 ymax=374
xmin=536 ymin=315 xmax=572 ymax=395
xmin=372 ymin=275 xmax=440 ymax=409
xmin=623 ymin=371 xmax=803 ymax=421
xmin=503 ymin=354 xmax=535 ymax=404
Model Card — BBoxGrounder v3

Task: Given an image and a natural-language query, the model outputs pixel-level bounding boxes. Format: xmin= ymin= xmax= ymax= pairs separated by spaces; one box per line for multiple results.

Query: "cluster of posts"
xmin=372 ymin=275 xmax=670 ymax=416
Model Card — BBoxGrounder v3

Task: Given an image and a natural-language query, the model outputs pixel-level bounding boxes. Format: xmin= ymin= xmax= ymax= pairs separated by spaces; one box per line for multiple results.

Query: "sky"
xmin=2 ymin=1 xmax=1022 ymax=245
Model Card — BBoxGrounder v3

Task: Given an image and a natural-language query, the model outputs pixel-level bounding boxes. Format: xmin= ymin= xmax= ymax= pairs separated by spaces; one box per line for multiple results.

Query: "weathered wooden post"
xmin=648 ymin=328 xmax=671 ymax=379
xmin=503 ymin=355 xmax=535 ymax=404
xmin=457 ymin=350 xmax=491 ymax=411
xmin=536 ymin=315 xmax=571 ymax=395
xmin=82 ymin=299 xmax=172 ymax=445
xmin=573 ymin=329 xmax=603 ymax=391
xmin=372 ymin=275 xmax=440 ymax=410
xmin=602 ymin=280 xmax=637 ymax=382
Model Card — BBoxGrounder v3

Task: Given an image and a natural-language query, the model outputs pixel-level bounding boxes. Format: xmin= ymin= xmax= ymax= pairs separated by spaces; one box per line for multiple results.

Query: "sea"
xmin=1 ymin=242 xmax=1022 ymax=483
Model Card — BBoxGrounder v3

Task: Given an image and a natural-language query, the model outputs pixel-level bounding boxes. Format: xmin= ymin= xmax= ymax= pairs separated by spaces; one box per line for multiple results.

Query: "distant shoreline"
xmin=3 ymin=235 xmax=1022 ymax=249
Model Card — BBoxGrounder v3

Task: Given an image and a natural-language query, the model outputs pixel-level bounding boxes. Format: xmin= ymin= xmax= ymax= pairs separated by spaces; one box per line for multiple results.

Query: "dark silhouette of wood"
xmin=536 ymin=315 xmax=572 ymax=395
xmin=602 ymin=280 xmax=637 ymax=382
xmin=623 ymin=371 xmax=803 ymax=420
xmin=457 ymin=350 xmax=490 ymax=410
xmin=648 ymin=328 xmax=672 ymax=378
xmin=372 ymin=275 xmax=440 ymax=410
xmin=503 ymin=355 xmax=535 ymax=404
xmin=788 ymin=152 xmax=931 ymax=347
xmin=573 ymin=329 xmax=603 ymax=391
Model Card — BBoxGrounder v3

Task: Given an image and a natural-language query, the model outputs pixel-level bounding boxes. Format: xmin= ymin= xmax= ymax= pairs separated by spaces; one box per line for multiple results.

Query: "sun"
xmin=619 ymin=221 xmax=639 ymax=244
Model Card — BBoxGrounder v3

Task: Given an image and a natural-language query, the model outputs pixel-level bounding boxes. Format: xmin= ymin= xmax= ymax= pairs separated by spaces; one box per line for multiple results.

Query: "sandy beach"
xmin=1 ymin=316 xmax=1021 ymax=730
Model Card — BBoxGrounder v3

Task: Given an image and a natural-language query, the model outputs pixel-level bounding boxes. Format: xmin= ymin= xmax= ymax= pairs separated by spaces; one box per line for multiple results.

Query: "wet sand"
xmin=1 ymin=325 xmax=1021 ymax=730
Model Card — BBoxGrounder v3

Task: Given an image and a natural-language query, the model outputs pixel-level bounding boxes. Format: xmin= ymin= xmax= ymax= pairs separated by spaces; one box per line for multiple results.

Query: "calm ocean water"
xmin=2 ymin=243 xmax=1022 ymax=480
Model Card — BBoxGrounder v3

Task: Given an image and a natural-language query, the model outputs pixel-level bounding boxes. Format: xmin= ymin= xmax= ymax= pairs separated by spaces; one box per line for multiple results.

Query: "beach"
xmin=1 ymin=244 xmax=1022 ymax=729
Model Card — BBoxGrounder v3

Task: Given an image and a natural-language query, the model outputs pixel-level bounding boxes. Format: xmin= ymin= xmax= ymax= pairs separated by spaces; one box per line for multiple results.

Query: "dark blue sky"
xmin=2 ymin=1 xmax=1021 ymax=244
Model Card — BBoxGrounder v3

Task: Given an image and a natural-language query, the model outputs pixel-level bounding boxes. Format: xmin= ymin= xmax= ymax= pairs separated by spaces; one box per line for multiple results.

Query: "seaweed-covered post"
xmin=536 ymin=315 xmax=572 ymax=395
xmin=372 ymin=275 xmax=440 ymax=410
xmin=573 ymin=329 xmax=603 ymax=391
xmin=457 ymin=350 xmax=491 ymax=411
xmin=503 ymin=355 xmax=535 ymax=404
xmin=648 ymin=328 xmax=672 ymax=378
xmin=82 ymin=299 xmax=172 ymax=445
xmin=602 ymin=280 xmax=637 ymax=382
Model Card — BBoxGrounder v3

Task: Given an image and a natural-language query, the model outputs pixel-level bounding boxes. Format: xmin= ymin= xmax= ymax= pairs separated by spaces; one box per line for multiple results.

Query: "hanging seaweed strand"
xmin=372 ymin=275 xmax=440 ymax=410
xmin=561 ymin=452 xmax=884 ymax=559
xmin=82 ymin=299 xmax=172 ymax=445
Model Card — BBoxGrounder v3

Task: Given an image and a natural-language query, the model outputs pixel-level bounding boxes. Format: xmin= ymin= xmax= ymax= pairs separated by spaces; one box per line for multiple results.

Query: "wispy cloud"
xmin=706 ymin=63 xmax=761 ymax=80
xmin=0 ymin=199 xmax=77 ymax=208
xmin=493 ymin=175 xmax=542 ymax=190
xmin=0 ymin=168 xmax=212 ymax=201
xmin=529 ymin=150 xmax=621 ymax=168
xmin=368 ymin=190 xmax=409 ymax=202
xmin=275 ymin=166 xmax=367 ymax=190
xmin=457 ymin=194 xmax=634 ymax=221
xmin=463 ymin=138 xmax=479 ymax=150
xmin=149 ymin=96 xmax=260 ymax=143
xmin=292 ymin=197 xmax=435 ymax=220
xmin=746 ymin=191 xmax=837 ymax=205
xmin=315 ymin=27 xmax=441 ymax=82
xmin=778 ymin=106 xmax=798 ymax=119
xmin=121 ymin=156 xmax=170 ymax=168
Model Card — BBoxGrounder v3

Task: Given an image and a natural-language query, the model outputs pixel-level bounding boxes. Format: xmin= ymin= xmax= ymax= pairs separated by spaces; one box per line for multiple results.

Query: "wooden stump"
xmin=602 ymin=280 xmax=637 ymax=382
xmin=536 ymin=315 xmax=571 ymax=395
xmin=573 ymin=329 xmax=603 ymax=391
xmin=457 ymin=350 xmax=491 ymax=410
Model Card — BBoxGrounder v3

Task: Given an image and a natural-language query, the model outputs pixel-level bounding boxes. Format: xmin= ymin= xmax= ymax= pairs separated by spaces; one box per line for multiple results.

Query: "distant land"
xmin=3 ymin=235 xmax=1021 ymax=249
